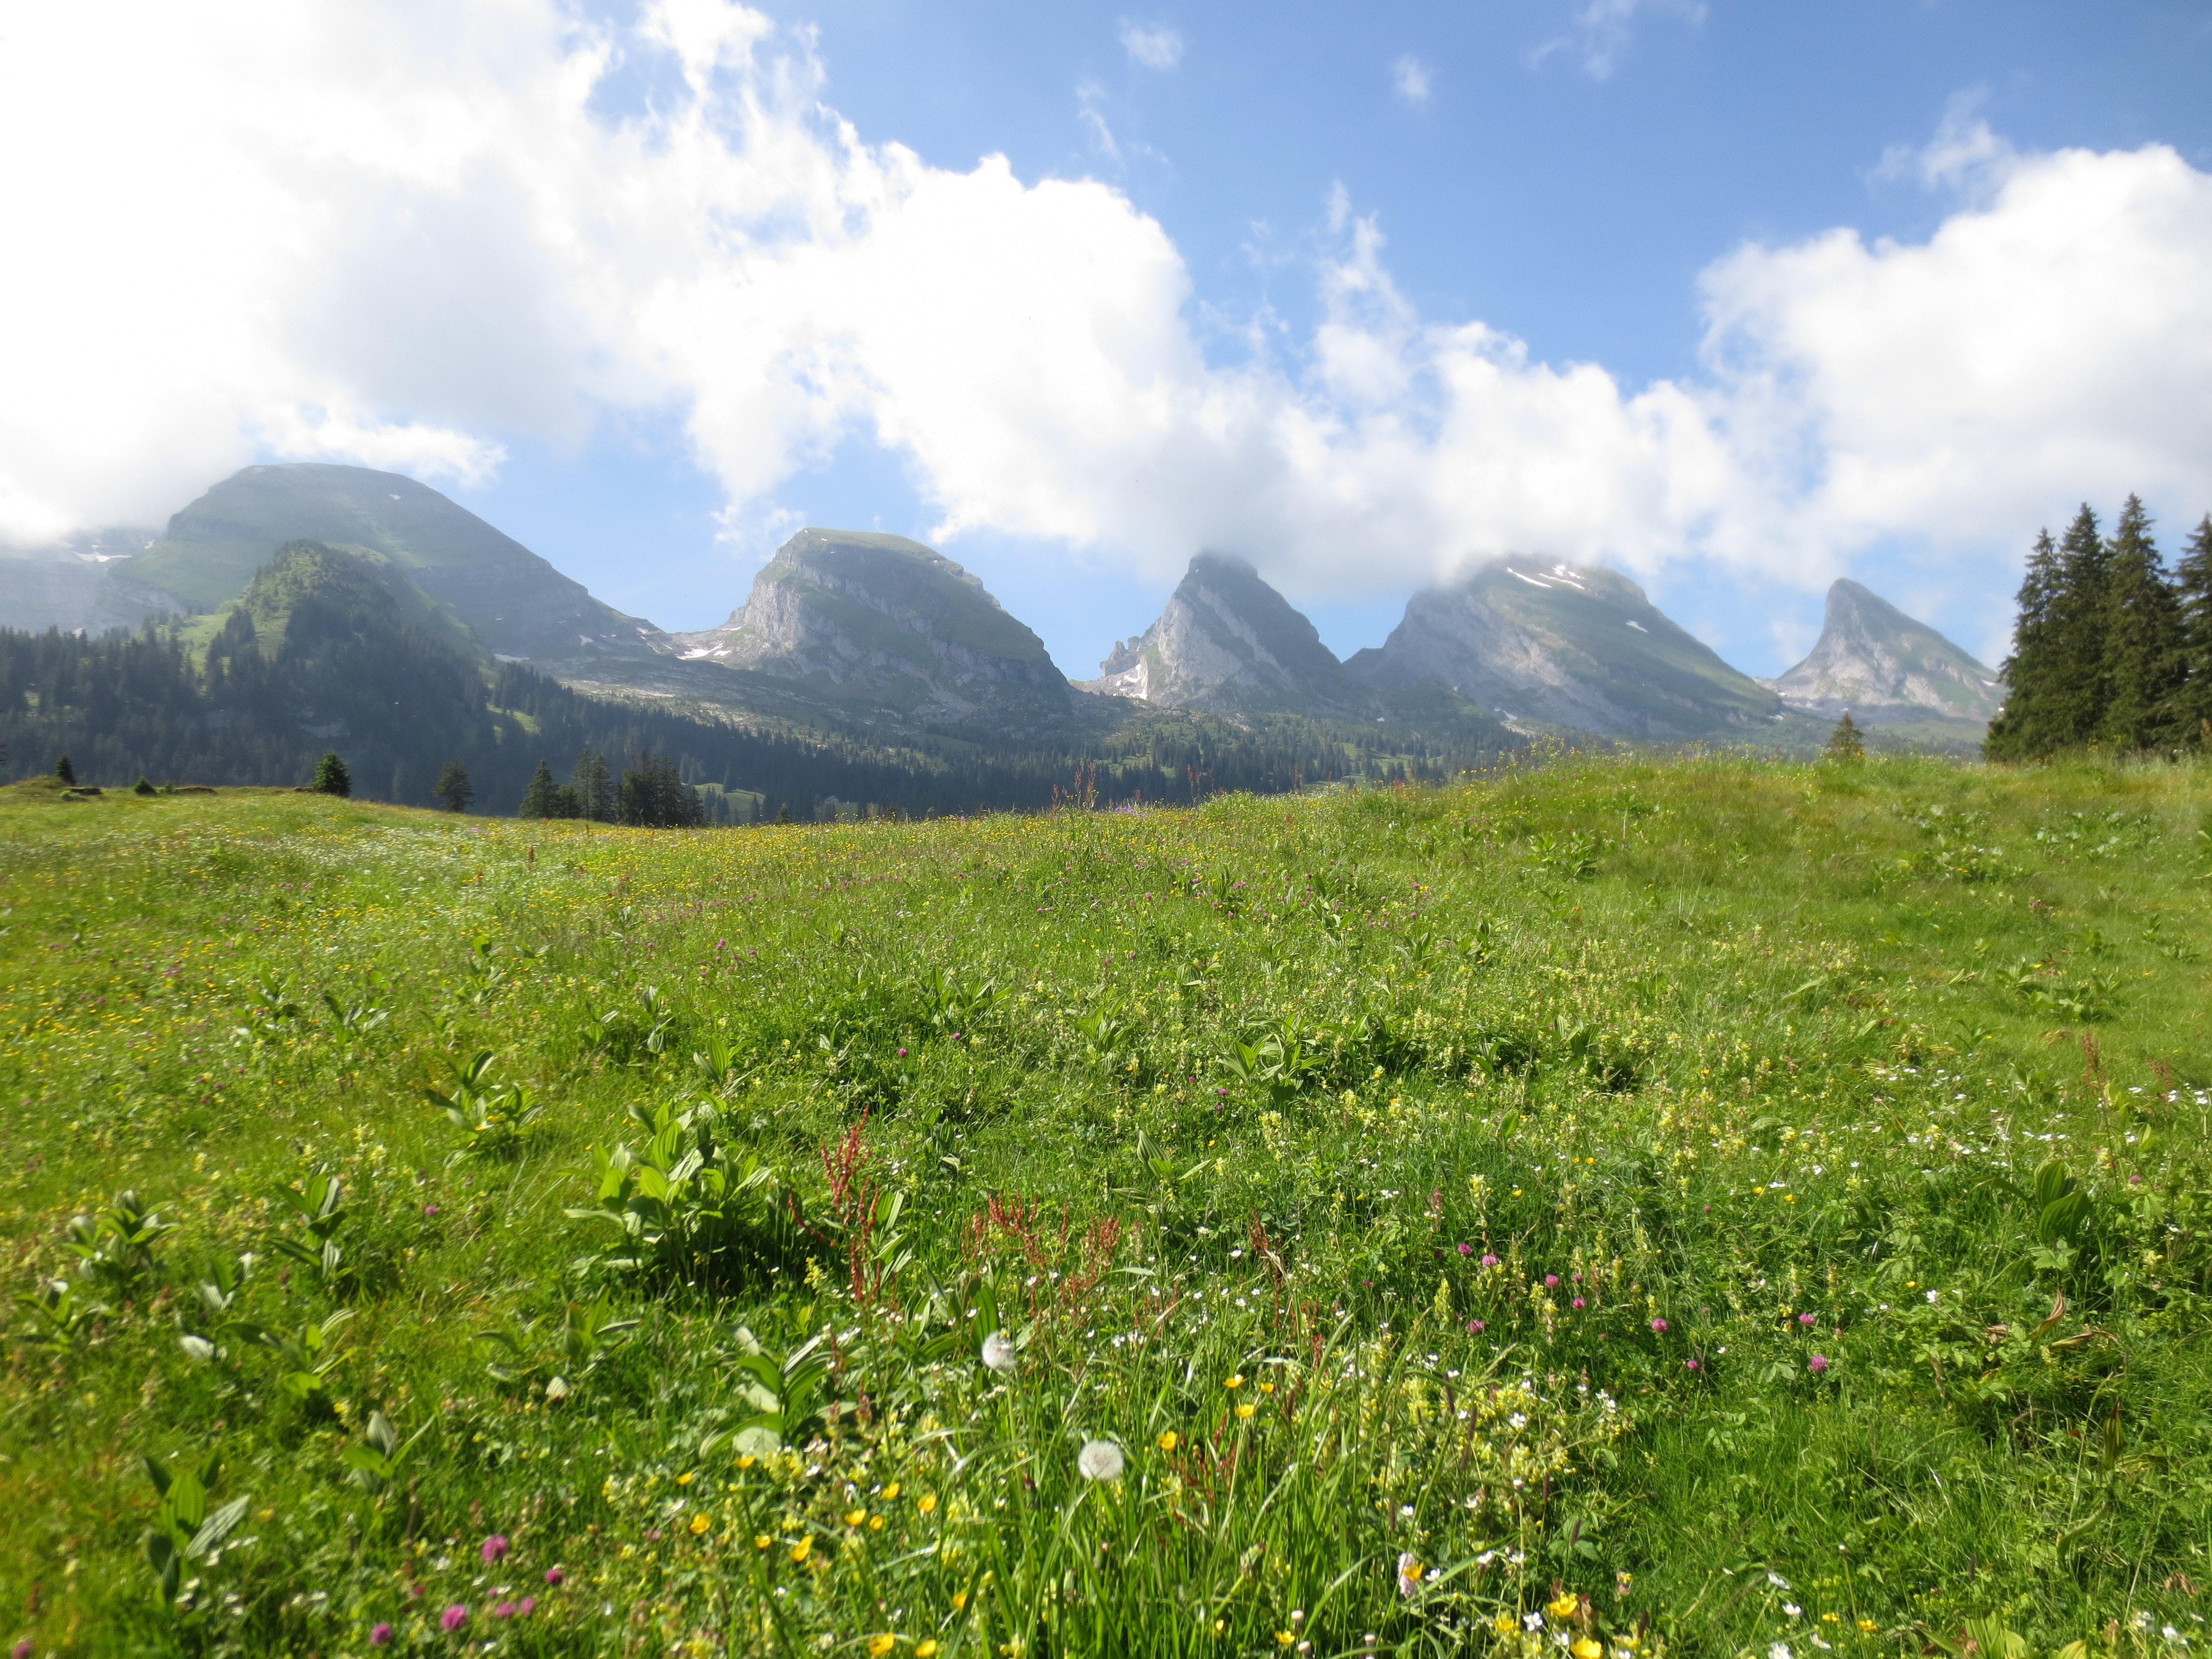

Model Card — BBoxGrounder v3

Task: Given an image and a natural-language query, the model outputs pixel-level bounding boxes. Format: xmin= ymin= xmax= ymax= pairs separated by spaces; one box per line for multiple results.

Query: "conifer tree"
xmin=570 ymin=750 xmax=616 ymax=823
xmin=52 ymin=754 xmax=75 ymax=786
xmin=2048 ymin=504 xmax=2112 ymax=745
xmin=518 ymin=758 xmax=563 ymax=818
xmin=434 ymin=761 xmax=474 ymax=813
xmin=311 ymin=751 xmax=351 ymax=796
xmin=1985 ymin=528 xmax=2066 ymax=761
xmin=133 ymin=776 xmax=156 ymax=796
xmin=1824 ymin=712 xmax=1865 ymax=761
xmin=2097 ymin=494 xmax=2186 ymax=750
xmin=2174 ymin=513 xmax=2212 ymax=746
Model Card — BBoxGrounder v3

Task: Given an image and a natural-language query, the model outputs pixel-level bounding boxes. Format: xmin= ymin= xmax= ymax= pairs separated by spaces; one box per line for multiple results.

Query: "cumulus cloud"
xmin=1117 ymin=20 xmax=1183 ymax=71
xmin=1391 ymin=56 xmax=1433 ymax=106
xmin=3 ymin=0 xmax=2211 ymax=631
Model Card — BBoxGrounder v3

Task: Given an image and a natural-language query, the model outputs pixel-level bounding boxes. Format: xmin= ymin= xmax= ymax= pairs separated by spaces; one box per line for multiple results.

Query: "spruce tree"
xmin=1824 ymin=712 xmax=1865 ymax=761
xmin=518 ymin=758 xmax=562 ymax=818
xmin=1985 ymin=528 xmax=2066 ymax=761
xmin=570 ymin=750 xmax=616 ymax=823
xmin=2098 ymin=494 xmax=2186 ymax=750
xmin=133 ymin=776 xmax=156 ymax=796
xmin=53 ymin=753 xmax=76 ymax=786
xmin=2048 ymin=503 xmax=2112 ymax=745
xmin=434 ymin=761 xmax=474 ymax=814
xmin=311 ymin=751 xmax=351 ymax=797
xmin=2174 ymin=513 xmax=2212 ymax=746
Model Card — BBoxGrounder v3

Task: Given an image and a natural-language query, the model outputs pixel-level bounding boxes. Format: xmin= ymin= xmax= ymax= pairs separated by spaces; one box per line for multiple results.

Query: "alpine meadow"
xmin=4 ymin=747 xmax=2211 ymax=1659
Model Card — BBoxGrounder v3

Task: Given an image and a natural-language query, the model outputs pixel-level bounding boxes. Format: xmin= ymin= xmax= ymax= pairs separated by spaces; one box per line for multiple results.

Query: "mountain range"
xmin=0 ymin=462 xmax=2000 ymax=806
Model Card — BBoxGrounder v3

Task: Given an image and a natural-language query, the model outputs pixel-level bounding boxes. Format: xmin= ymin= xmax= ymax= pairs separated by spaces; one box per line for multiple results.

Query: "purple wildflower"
xmin=1572 ymin=1298 xmax=1587 ymax=1310
xmin=1457 ymin=1242 xmax=1473 ymax=1256
xmin=1798 ymin=1312 xmax=1817 ymax=1327
xmin=481 ymin=1534 xmax=509 ymax=1563
xmin=1685 ymin=1358 xmax=1699 ymax=1371
xmin=1809 ymin=1354 xmax=1830 ymax=1374
xmin=370 ymin=1627 xmax=394 ymax=1648
xmin=442 ymin=1605 xmax=469 ymax=1633
xmin=544 ymin=1568 xmax=565 ymax=1586
xmin=519 ymin=1598 xmax=536 ymax=1616
xmin=1467 ymin=1319 xmax=1485 ymax=1333
xmin=1650 ymin=1317 xmax=1668 ymax=1333
xmin=423 ymin=1203 xmax=439 ymax=1217
xmin=492 ymin=1603 xmax=516 ymax=1620
xmin=1480 ymin=1253 xmax=1499 ymax=1267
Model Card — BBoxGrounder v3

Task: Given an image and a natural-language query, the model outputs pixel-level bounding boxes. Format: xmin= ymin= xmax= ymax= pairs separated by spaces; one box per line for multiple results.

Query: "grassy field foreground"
xmin=2 ymin=755 xmax=2210 ymax=1658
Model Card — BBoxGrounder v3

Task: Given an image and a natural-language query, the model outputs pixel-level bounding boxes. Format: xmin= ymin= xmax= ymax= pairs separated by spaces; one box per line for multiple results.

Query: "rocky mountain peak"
xmin=1078 ymin=552 xmax=1372 ymax=716
xmin=669 ymin=529 xmax=1072 ymax=729
xmin=1345 ymin=558 xmax=1780 ymax=738
xmin=1767 ymin=579 xmax=2003 ymax=722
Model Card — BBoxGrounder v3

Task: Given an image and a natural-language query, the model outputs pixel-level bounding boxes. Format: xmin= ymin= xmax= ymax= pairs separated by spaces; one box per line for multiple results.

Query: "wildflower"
xmin=1157 ymin=1431 xmax=1179 ymax=1452
xmin=1650 ymin=1317 xmax=1667 ymax=1333
xmin=481 ymin=1535 xmax=509 ymax=1563
xmin=543 ymin=1568 xmax=564 ymax=1585
xmin=691 ymin=1514 xmax=712 ymax=1535
xmin=1278 ymin=1634 xmax=1295 ymax=1648
xmin=1225 ymin=1373 xmax=1244 ymax=1389
xmin=1078 ymin=1439 xmax=1126 ymax=1481
xmin=1549 ymin=1593 xmax=1581 ymax=1620
xmin=1458 ymin=1242 xmax=1474 ymax=1255
xmin=981 ymin=1331 xmax=1019 ymax=1374
xmin=370 ymin=1626 xmax=394 ymax=1647
xmin=869 ymin=1515 xmax=885 ymax=1531
xmin=1525 ymin=1612 xmax=1547 ymax=1632
xmin=755 ymin=1535 xmax=772 ymax=1550
xmin=917 ymin=1645 xmax=941 ymax=1659
xmin=1857 ymin=1622 xmax=1876 ymax=1634
xmin=953 ymin=1592 xmax=969 ymax=1611
xmin=1396 ymin=1553 xmax=1424 ymax=1596
xmin=1575 ymin=1641 xmax=1605 ymax=1659
xmin=791 ymin=1538 xmax=814 ymax=1564
xmin=1546 ymin=1274 xmax=1561 ymax=1288
xmin=1808 ymin=1354 xmax=1830 ymax=1374
xmin=882 ymin=1483 xmax=902 ymax=1501
xmin=1572 ymin=1298 xmax=1587 ymax=1310
xmin=492 ymin=1602 xmax=517 ymax=1620
xmin=1771 ymin=1646 xmax=1792 ymax=1659
xmin=441 ymin=1605 xmax=469 ymax=1632
xmin=870 ymin=1637 xmax=896 ymax=1657
xmin=1798 ymin=1312 xmax=1817 ymax=1327
xmin=919 ymin=1494 xmax=939 ymax=1514
xmin=1236 ymin=1402 xmax=1256 ymax=1419
xmin=1925 ymin=1290 xmax=1939 ymax=1304
xmin=1260 ymin=1380 xmax=1274 ymax=1393
xmin=845 ymin=1510 xmax=868 ymax=1527
xmin=1495 ymin=1615 xmax=1520 ymax=1636
xmin=423 ymin=1204 xmax=440 ymax=1217
xmin=676 ymin=1471 xmax=694 ymax=1485
xmin=1784 ymin=1604 xmax=1802 ymax=1618
xmin=1685 ymin=1358 xmax=1699 ymax=1370
xmin=736 ymin=1455 xmax=757 ymax=1469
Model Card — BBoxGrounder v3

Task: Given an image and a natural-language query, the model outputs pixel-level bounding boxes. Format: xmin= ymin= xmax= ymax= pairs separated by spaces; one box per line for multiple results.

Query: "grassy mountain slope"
xmin=125 ymin=463 xmax=667 ymax=665
xmin=2 ymin=752 xmax=2208 ymax=1655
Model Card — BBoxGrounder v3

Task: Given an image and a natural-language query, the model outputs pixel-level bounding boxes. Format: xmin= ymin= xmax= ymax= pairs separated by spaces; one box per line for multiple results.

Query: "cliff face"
xmin=668 ymin=529 xmax=1073 ymax=730
xmin=1344 ymin=559 xmax=1781 ymax=739
xmin=1767 ymin=579 xmax=2003 ymax=724
xmin=1081 ymin=553 xmax=1373 ymax=717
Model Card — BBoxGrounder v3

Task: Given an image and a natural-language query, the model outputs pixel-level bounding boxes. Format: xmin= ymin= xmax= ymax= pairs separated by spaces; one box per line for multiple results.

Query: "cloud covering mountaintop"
xmin=3 ymin=1 xmax=2210 ymax=631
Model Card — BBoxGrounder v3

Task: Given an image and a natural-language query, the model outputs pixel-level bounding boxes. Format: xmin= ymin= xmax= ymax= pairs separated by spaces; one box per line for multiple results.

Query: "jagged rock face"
xmin=670 ymin=529 xmax=1071 ymax=727
xmin=1080 ymin=553 xmax=1371 ymax=716
xmin=108 ymin=464 xmax=669 ymax=667
xmin=1767 ymin=579 xmax=2003 ymax=723
xmin=1344 ymin=559 xmax=1780 ymax=739
xmin=0 ymin=529 xmax=177 ymax=634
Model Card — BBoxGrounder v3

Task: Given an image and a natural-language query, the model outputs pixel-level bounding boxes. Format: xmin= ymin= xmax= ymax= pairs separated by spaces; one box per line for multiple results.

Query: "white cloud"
xmin=1531 ymin=0 xmax=1706 ymax=82
xmin=1392 ymin=55 xmax=1433 ymax=106
xmin=3 ymin=0 xmax=2211 ymax=645
xmin=1117 ymin=20 xmax=1183 ymax=71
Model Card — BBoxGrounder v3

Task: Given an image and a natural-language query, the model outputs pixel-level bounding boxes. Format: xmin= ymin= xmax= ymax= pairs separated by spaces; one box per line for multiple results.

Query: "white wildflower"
xmin=1077 ymin=1439 xmax=1125 ymax=1482
xmin=981 ymin=1330 xmax=1018 ymax=1374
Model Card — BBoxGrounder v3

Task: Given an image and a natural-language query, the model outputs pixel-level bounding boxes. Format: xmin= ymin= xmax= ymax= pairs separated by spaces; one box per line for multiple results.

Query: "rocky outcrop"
xmin=1080 ymin=553 xmax=1373 ymax=716
xmin=668 ymin=529 xmax=1072 ymax=730
xmin=1345 ymin=559 xmax=1781 ymax=739
xmin=0 ymin=529 xmax=180 ymax=634
xmin=1766 ymin=579 xmax=2003 ymax=724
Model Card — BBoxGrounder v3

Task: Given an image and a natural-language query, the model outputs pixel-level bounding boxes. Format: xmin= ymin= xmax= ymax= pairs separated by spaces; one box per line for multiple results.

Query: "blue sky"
xmin=8 ymin=0 xmax=2212 ymax=679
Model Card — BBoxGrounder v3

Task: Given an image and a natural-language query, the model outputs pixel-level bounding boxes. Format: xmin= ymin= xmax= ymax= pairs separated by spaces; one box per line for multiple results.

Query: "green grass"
xmin=3 ymin=753 xmax=2210 ymax=1659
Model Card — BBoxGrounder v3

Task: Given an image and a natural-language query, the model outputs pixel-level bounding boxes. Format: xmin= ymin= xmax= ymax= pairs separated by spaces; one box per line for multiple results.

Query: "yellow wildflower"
xmin=1225 ymin=1374 xmax=1244 ymax=1389
xmin=1236 ymin=1402 xmax=1257 ymax=1419
xmin=868 ymin=1638 xmax=895 ymax=1658
xmin=1549 ymin=1592 xmax=1582 ymax=1620
xmin=1494 ymin=1614 xmax=1518 ymax=1635
xmin=882 ymin=1482 xmax=902 ymax=1501
xmin=952 ymin=1591 xmax=968 ymax=1611
xmin=1574 ymin=1640 xmax=1604 ymax=1659
xmin=754 ymin=1535 xmax=772 ymax=1551
xmin=1157 ymin=1431 xmax=1179 ymax=1452
xmin=688 ymin=1514 xmax=710 ymax=1535
xmin=917 ymin=1645 xmax=940 ymax=1658
xmin=870 ymin=1515 xmax=885 ymax=1531
xmin=1858 ymin=1621 xmax=1877 ymax=1634
xmin=675 ymin=1471 xmax=694 ymax=1485
xmin=919 ymin=1494 xmax=939 ymax=1515
xmin=736 ymin=1455 xmax=757 ymax=1470
xmin=790 ymin=1538 xmax=813 ymax=1563
xmin=844 ymin=1509 xmax=868 ymax=1527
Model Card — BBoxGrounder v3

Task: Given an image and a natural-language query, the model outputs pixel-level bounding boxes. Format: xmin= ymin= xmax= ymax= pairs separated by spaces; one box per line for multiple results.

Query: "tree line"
xmin=1987 ymin=497 xmax=2212 ymax=759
